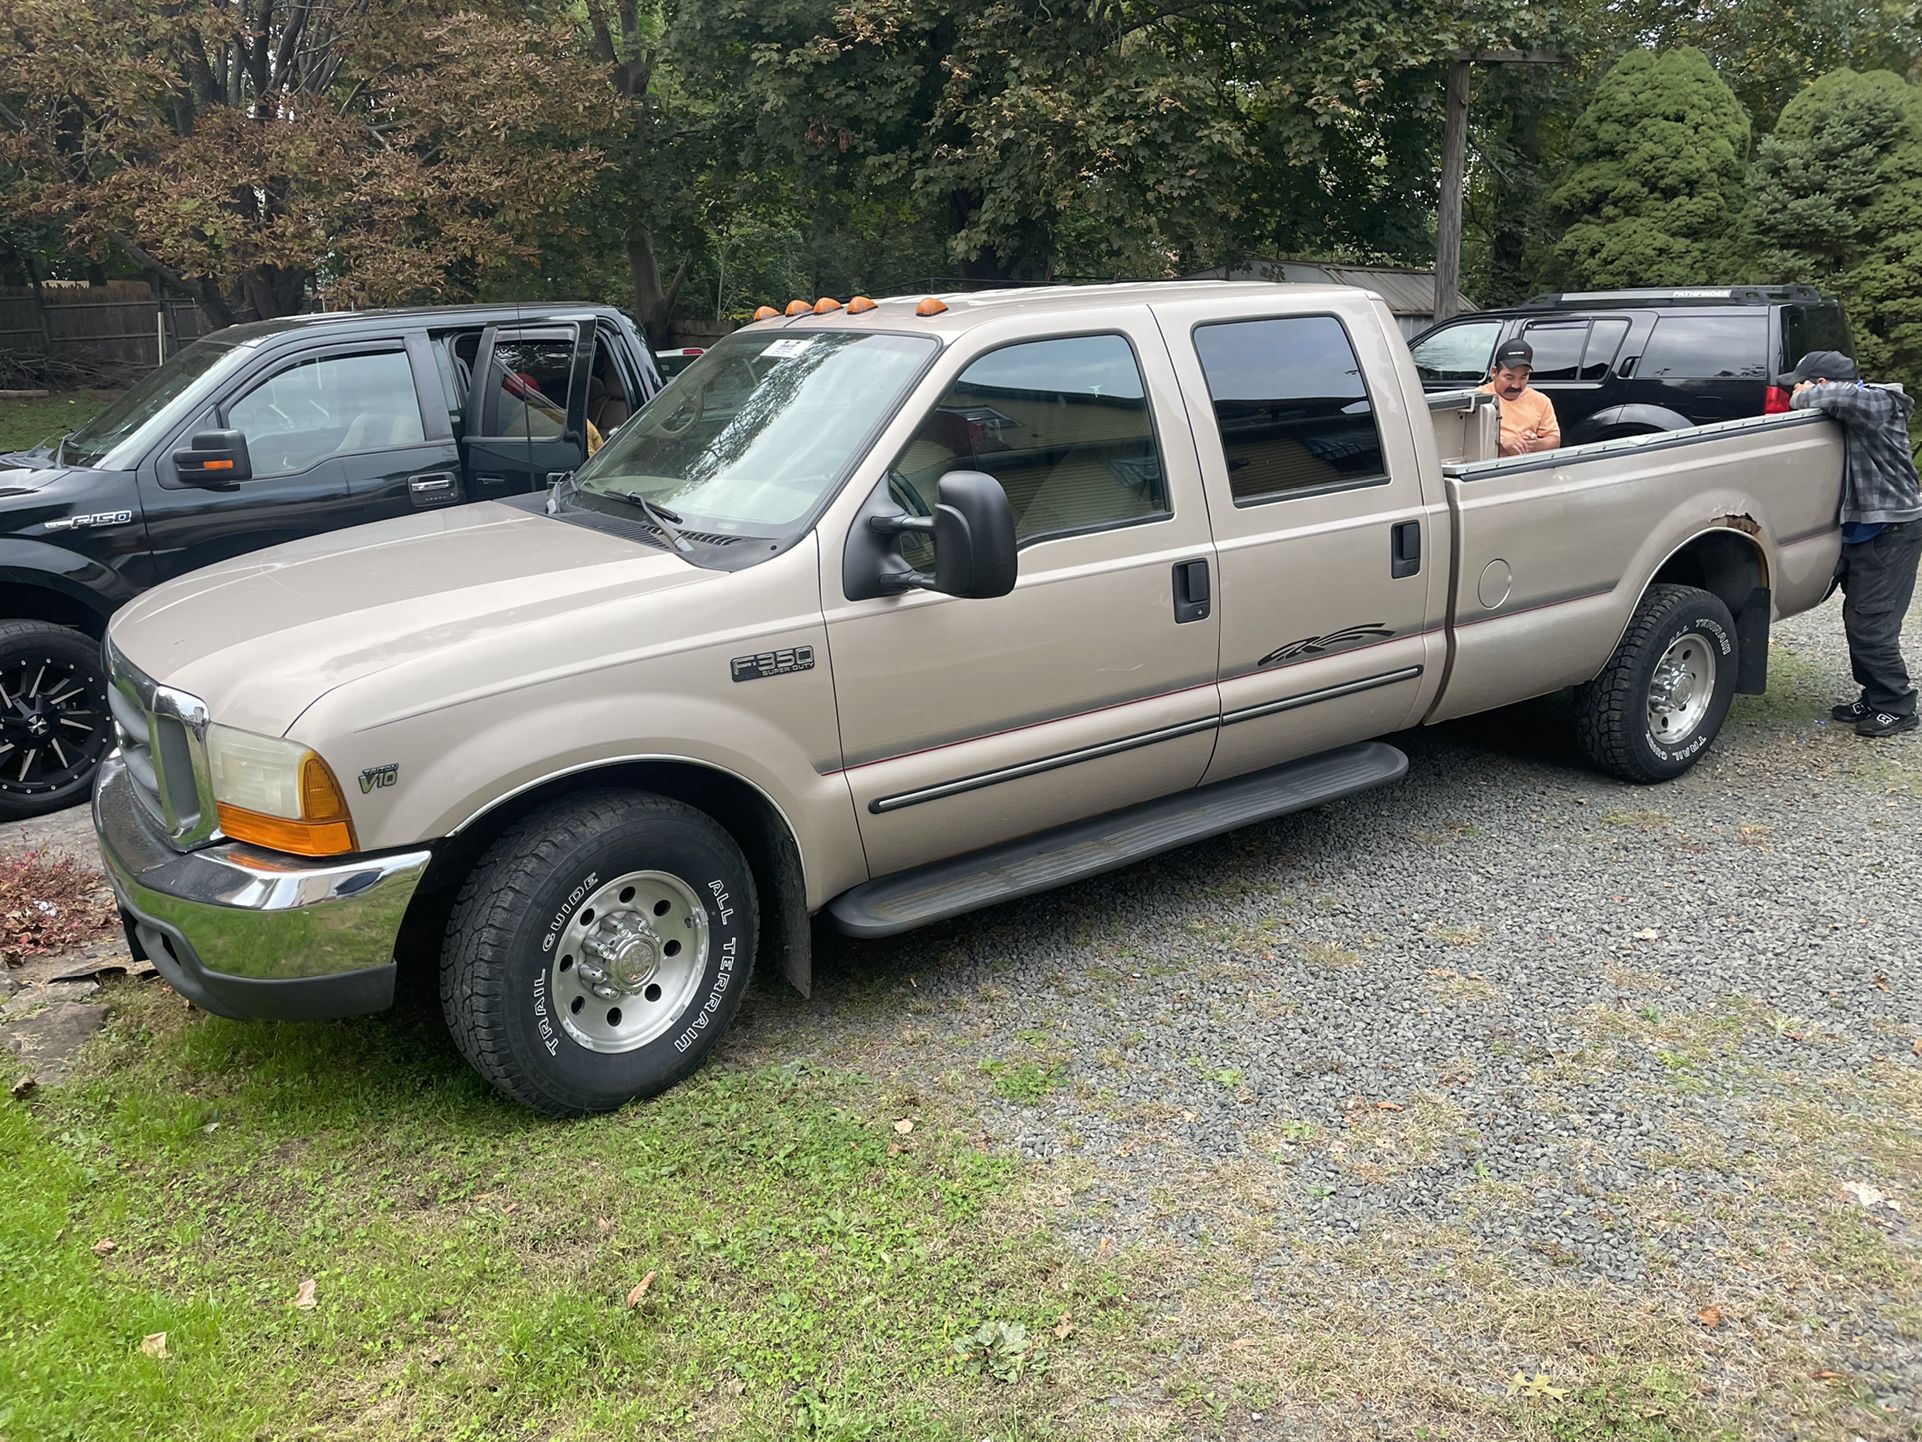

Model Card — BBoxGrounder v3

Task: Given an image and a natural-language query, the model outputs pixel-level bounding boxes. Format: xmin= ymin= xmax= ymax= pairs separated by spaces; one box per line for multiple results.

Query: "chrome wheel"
xmin=551 ymin=869 xmax=709 ymax=1055
xmin=1647 ymin=631 xmax=1716 ymax=745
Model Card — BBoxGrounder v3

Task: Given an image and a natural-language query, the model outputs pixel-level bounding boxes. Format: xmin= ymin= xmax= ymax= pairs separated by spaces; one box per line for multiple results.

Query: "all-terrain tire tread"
xmin=1573 ymin=583 xmax=1721 ymax=784
xmin=439 ymin=789 xmax=754 ymax=1117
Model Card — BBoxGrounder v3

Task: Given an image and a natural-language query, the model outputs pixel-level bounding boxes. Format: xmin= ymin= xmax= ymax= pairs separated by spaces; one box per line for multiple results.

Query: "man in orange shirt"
xmin=1481 ymin=338 xmax=1561 ymax=456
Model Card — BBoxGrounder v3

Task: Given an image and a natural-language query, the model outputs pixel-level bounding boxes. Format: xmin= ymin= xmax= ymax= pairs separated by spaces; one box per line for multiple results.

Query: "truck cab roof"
xmin=206 ymin=302 xmax=633 ymax=349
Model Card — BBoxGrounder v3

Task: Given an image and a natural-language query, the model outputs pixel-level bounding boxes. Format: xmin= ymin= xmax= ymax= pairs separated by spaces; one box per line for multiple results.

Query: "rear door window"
xmin=1409 ymin=320 xmax=1501 ymax=385
xmin=480 ymin=331 xmax=578 ymax=439
xmin=1192 ymin=315 xmax=1388 ymax=505
xmin=1783 ymin=304 xmax=1852 ymax=366
xmin=1640 ymin=314 xmax=1768 ymax=379
xmin=1518 ymin=322 xmax=1589 ymax=383
xmin=1582 ymin=318 xmax=1631 ymax=380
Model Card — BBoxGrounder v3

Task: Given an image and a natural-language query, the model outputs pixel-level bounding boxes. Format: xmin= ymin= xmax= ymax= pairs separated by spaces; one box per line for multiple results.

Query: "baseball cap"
xmin=1776 ymin=349 xmax=1857 ymax=386
xmin=1493 ymin=339 xmax=1534 ymax=369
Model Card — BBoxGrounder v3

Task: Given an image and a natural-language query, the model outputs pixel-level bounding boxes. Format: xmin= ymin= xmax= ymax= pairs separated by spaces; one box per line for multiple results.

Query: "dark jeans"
xmin=1839 ymin=520 xmax=1922 ymax=715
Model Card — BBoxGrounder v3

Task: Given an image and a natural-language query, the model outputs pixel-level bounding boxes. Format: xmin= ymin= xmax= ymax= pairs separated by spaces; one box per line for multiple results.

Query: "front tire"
xmin=0 ymin=621 xmax=112 ymax=821
xmin=1574 ymin=583 xmax=1738 ymax=783
xmin=441 ymin=790 xmax=758 ymax=1115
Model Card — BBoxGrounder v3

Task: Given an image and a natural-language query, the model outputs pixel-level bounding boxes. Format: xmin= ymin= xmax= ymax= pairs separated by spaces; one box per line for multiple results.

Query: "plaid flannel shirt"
xmin=1791 ymin=381 xmax=1922 ymax=526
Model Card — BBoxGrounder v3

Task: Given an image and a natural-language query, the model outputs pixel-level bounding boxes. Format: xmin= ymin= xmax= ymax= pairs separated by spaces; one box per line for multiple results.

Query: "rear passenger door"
xmin=1157 ymin=300 xmax=1445 ymax=785
xmin=823 ymin=317 xmax=1221 ymax=875
xmin=460 ymin=324 xmax=590 ymax=499
xmin=1632 ymin=312 xmax=1768 ymax=424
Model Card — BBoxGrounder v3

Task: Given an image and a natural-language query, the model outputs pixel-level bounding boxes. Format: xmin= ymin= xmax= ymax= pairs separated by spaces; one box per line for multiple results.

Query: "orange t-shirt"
xmin=1480 ymin=383 xmax=1560 ymax=453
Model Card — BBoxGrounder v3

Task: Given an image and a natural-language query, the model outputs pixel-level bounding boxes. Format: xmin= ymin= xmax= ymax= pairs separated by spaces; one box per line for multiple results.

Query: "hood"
xmin=0 ymin=456 xmax=73 ymax=501
xmin=109 ymin=501 xmax=713 ymax=735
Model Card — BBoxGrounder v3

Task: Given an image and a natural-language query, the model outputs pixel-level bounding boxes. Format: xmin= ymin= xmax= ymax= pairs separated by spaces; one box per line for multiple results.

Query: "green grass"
xmin=0 ymin=986 xmax=1123 ymax=1441
xmin=0 ymin=387 xmax=118 ymax=453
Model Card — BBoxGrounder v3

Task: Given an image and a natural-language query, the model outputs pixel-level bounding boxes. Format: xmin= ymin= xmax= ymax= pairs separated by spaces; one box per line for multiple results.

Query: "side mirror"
xmin=867 ymin=470 xmax=1018 ymax=600
xmin=173 ymin=429 xmax=252 ymax=485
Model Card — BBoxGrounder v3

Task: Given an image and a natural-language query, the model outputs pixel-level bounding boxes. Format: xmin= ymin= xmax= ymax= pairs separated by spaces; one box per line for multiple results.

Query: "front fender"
xmin=0 ymin=539 xmax=131 ymax=621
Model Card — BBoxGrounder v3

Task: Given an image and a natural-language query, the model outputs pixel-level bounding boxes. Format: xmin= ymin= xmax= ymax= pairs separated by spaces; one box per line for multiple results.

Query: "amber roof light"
xmin=784 ymin=299 xmax=812 ymax=316
xmin=914 ymin=297 xmax=948 ymax=317
xmin=752 ymin=305 xmax=780 ymax=321
xmin=813 ymin=297 xmax=843 ymax=314
xmin=847 ymin=295 xmax=877 ymax=314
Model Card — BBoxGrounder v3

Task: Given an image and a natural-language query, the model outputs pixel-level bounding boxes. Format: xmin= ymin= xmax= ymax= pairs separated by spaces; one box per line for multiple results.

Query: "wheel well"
xmin=397 ymin=760 xmax=812 ymax=997
xmin=0 ymin=583 xmax=106 ymax=638
xmin=1647 ymin=527 xmax=1771 ymax=693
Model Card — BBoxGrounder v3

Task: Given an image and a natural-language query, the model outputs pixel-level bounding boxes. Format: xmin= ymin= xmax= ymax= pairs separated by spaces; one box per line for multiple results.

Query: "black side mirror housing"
xmin=173 ymin=429 xmax=252 ymax=485
xmin=861 ymin=470 xmax=1018 ymax=600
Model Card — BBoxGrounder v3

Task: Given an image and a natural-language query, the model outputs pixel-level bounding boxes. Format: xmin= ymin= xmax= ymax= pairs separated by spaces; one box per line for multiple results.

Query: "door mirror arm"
xmin=846 ymin=470 xmax=1019 ymax=602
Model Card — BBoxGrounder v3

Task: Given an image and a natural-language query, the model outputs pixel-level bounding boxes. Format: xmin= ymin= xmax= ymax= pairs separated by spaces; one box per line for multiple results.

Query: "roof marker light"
xmin=914 ymin=297 xmax=948 ymax=317
xmin=847 ymin=295 xmax=877 ymax=314
xmin=752 ymin=305 xmax=780 ymax=321
xmin=814 ymin=297 xmax=843 ymax=314
xmin=785 ymin=299 xmax=812 ymax=317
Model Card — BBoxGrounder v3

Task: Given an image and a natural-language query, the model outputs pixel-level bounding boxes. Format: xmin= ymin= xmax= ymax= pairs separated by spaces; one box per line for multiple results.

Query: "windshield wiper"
xmin=620 ymin=490 xmax=695 ymax=553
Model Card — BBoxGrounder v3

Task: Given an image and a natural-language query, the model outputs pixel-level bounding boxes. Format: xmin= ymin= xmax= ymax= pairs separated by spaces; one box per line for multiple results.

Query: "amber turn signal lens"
xmin=217 ymin=805 xmax=358 ymax=858
xmin=914 ymin=297 xmax=948 ymax=317
xmin=784 ymin=299 xmax=812 ymax=316
xmin=847 ymin=296 xmax=877 ymax=314
xmin=752 ymin=305 xmax=780 ymax=321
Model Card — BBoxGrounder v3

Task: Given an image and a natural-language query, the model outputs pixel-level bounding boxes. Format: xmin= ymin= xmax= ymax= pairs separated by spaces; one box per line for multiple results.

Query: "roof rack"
xmin=1519 ymin=285 xmax=1827 ymax=308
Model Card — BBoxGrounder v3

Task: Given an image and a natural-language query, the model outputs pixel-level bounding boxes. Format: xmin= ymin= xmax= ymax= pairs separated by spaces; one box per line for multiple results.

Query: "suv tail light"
xmin=1764 ymin=384 xmax=1792 ymax=414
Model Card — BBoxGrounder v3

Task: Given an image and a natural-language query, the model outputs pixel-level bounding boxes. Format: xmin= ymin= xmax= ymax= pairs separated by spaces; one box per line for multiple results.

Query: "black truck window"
xmin=227 ymin=350 xmax=425 ymax=477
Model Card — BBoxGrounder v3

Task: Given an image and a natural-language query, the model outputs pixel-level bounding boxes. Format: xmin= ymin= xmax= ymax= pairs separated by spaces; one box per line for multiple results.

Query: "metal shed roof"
xmin=1185 ymin=258 xmax=1476 ymax=318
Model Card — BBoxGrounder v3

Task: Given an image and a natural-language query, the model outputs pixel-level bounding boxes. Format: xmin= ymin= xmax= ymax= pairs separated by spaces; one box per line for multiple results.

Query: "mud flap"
xmin=1735 ymin=585 xmax=1771 ymax=694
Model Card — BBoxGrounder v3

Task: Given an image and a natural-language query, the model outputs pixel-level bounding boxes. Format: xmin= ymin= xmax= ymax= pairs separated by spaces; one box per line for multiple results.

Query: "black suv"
xmin=1407 ymin=286 xmax=1855 ymax=444
xmin=0 ymin=303 xmax=661 ymax=819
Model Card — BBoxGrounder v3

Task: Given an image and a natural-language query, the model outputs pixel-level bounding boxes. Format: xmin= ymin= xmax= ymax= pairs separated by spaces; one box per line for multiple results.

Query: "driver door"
xmin=460 ymin=323 xmax=591 ymax=499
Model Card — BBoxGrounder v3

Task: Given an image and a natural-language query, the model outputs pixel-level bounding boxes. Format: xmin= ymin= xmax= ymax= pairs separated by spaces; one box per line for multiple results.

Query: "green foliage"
xmin=1548 ymin=48 xmax=1754 ymax=288
xmin=1752 ymin=68 xmax=1922 ymax=400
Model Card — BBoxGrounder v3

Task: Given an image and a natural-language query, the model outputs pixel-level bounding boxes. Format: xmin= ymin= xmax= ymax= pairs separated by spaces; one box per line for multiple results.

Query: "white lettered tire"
xmin=1574 ymin=583 xmax=1739 ymax=783
xmin=441 ymin=790 xmax=757 ymax=1115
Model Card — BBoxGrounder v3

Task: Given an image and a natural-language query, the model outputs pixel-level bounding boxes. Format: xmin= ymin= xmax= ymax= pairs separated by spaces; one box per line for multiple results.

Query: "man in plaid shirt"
xmin=1783 ymin=349 xmax=1922 ymax=737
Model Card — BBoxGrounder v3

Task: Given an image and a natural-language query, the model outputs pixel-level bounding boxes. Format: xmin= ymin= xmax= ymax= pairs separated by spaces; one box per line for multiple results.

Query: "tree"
xmin=1547 ymin=48 xmax=1753 ymax=289
xmin=0 ymin=1 xmax=613 ymax=323
xmin=1752 ymin=68 xmax=1922 ymax=401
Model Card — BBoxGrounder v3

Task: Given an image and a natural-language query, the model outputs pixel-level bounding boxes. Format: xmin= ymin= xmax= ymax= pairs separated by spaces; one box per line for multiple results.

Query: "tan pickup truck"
xmin=91 ymin=282 xmax=1846 ymax=1113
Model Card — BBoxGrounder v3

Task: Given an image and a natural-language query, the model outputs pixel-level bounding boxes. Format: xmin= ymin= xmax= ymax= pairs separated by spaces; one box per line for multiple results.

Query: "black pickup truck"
xmin=0 ymin=303 xmax=661 ymax=819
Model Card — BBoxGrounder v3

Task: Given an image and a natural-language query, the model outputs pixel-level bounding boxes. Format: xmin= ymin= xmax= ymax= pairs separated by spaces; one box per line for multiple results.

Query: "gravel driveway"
xmin=7 ymin=595 xmax=1918 ymax=1439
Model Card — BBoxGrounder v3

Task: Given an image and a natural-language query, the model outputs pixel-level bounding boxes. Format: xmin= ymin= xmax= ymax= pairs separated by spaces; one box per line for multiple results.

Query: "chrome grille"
xmin=105 ymin=638 xmax=219 ymax=848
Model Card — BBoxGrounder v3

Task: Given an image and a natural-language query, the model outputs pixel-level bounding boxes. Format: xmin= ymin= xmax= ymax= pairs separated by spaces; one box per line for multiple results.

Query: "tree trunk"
xmin=627 ymin=228 xmax=687 ymax=346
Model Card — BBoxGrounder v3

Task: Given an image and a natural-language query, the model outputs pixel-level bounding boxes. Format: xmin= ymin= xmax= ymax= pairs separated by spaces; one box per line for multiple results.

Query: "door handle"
xmin=1391 ymin=520 xmax=1421 ymax=579
xmin=408 ymin=471 xmax=457 ymax=506
xmin=1173 ymin=558 xmax=1211 ymax=623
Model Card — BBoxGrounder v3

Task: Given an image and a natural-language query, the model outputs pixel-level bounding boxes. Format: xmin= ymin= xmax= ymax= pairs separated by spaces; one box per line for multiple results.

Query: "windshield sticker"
xmin=760 ymin=338 xmax=814 ymax=359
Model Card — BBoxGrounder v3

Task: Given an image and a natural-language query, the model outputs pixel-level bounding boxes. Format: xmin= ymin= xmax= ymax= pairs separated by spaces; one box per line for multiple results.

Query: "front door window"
xmin=226 ymin=350 xmax=424 ymax=477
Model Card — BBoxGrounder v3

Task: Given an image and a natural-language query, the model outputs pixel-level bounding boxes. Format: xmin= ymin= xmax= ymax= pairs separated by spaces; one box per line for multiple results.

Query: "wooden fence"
xmin=0 ymin=282 xmax=217 ymax=372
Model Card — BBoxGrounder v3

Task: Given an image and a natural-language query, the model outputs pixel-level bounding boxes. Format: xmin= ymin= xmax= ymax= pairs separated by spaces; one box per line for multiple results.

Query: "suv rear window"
xmin=1639 ymin=314 xmax=1768 ymax=380
xmin=1783 ymin=305 xmax=1852 ymax=368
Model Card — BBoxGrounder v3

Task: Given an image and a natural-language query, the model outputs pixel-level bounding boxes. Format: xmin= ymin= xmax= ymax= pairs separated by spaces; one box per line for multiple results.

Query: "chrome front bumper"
xmin=93 ymin=755 xmax=433 ymax=1021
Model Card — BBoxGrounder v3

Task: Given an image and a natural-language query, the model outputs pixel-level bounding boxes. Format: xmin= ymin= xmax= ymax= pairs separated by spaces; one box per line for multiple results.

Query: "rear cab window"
xmin=1190 ymin=315 xmax=1389 ymax=504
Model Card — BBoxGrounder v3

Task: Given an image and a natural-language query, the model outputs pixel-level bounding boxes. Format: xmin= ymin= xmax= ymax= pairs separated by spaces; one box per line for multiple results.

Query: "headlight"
xmin=207 ymin=724 xmax=358 ymax=857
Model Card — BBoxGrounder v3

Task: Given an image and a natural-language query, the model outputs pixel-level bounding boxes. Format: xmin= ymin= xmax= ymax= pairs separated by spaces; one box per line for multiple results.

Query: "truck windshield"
xmin=562 ymin=329 xmax=938 ymax=538
xmin=62 ymin=338 xmax=246 ymax=470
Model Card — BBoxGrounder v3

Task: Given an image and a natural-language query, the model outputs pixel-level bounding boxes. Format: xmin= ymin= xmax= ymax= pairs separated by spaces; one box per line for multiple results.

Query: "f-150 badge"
xmin=44 ymin=509 xmax=135 ymax=532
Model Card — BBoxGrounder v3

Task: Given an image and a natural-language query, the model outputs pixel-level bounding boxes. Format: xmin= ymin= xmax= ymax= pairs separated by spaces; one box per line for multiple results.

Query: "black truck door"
xmin=139 ymin=340 xmax=452 ymax=583
xmin=460 ymin=323 xmax=590 ymax=499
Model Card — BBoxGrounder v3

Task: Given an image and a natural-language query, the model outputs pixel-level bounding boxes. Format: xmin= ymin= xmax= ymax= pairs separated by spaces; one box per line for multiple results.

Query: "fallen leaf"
xmin=1912 ymin=1036 xmax=1921 ymax=1057
xmin=291 ymin=1278 xmax=317 ymax=1310
xmin=1697 ymin=1305 xmax=1722 ymax=1329
xmin=10 ymin=1075 xmax=36 ymax=1100
xmin=1053 ymin=1312 xmax=1073 ymax=1340
xmin=1811 ymin=1369 xmax=1843 ymax=1381
xmin=1374 ymin=1101 xmax=1405 ymax=1112
xmin=886 ymin=1143 xmax=902 ymax=1157
xmin=1096 ymin=1235 xmax=1113 ymax=1260
xmin=502 ymin=1202 xmax=519 ymax=1215
xmin=1842 ymin=1180 xmax=1897 ymax=1211
xmin=596 ymin=1216 xmax=615 ymax=1235
xmin=140 ymin=1332 xmax=169 ymax=1359
xmin=1632 ymin=927 xmax=1661 ymax=941
xmin=624 ymin=1271 xmax=656 ymax=1309
xmin=92 ymin=1238 xmax=117 ymax=1257
xmin=892 ymin=1119 xmax=914 ymax=1135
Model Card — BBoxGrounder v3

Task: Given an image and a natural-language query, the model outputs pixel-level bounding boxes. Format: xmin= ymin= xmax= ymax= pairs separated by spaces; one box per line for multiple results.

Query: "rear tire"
xmin=440 ymin=789 xmax=757 ymax=1115
xmin=1575 ymin=584 xmax=1738 ymax=783
xmin=0 ymin=621 xmax=111 ymax=821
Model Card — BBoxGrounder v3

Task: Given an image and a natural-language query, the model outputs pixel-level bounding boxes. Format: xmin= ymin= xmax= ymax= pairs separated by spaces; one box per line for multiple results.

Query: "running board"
xmin=827 ymin=740 xmax=1408 ymax=938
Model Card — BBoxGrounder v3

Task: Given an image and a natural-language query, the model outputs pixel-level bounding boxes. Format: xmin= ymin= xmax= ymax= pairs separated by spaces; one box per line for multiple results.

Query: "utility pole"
xmin=1434 ymin=50 xmax=1562 ymax=323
